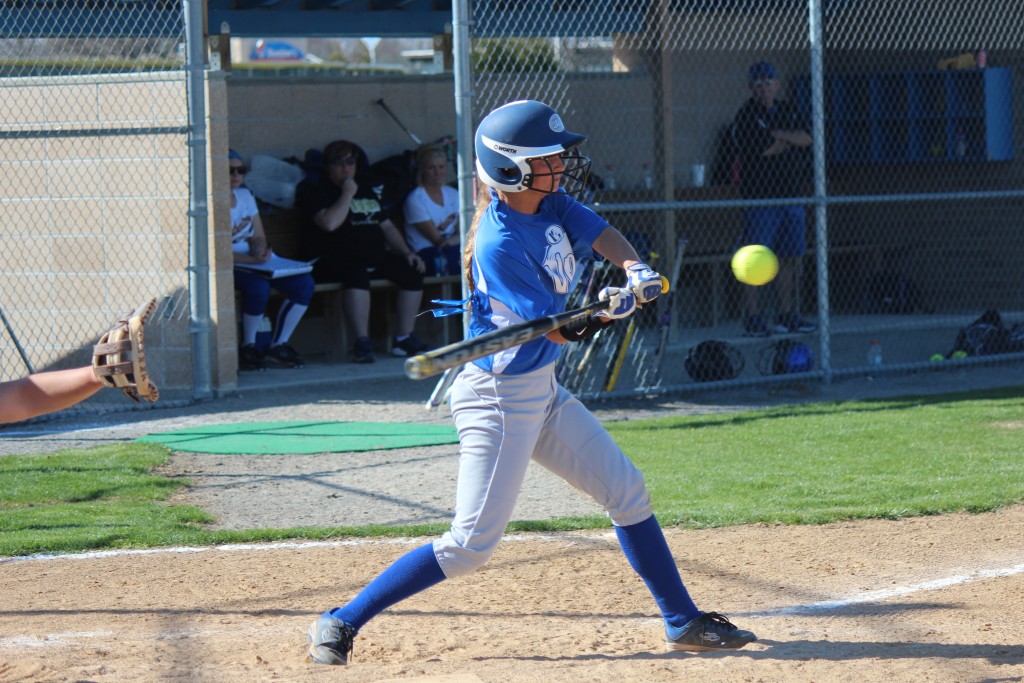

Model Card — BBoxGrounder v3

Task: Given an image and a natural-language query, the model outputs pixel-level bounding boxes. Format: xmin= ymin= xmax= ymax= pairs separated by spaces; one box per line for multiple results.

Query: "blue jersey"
xmin=469 ymin=189 xmax=608 ymax=374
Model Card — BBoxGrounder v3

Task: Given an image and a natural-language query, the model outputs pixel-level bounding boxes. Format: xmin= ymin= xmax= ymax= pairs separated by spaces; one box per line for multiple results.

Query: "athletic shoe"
xmin=743 ymin=315 xmax=770 ymax=337
xmin=308 ymin=614 xmax=356 ymax=665
xmin=353 ymin=336 xmax=375 ymax=364
xmin=665 ymin=611 xmax=757 ymax=652
xmin=390 ymin=333 xmax=429 ymax=357
xmin=239 ymin=344 xmax=265 ymax=371
xmin=772 ymin=312 xmax=818 ymax=334
xmin=266 ymin=343 xmax=304 ymax=368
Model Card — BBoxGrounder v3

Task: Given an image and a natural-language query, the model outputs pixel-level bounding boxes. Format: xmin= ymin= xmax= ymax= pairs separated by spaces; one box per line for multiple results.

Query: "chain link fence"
xmin=3 ymin=1 xmax=1024 ymax=414
xmin=0 ymin=2 xmax=191 ymax=409
xmin=468 ymin=0 xmax=1024 ymax=399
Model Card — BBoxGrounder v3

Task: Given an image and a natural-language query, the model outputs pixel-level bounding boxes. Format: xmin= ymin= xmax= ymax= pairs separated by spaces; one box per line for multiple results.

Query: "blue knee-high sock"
xmin=328 ymin=543 xmax=446 ymax=632
xmin=615 ymin=515 xmax=700 ymax=628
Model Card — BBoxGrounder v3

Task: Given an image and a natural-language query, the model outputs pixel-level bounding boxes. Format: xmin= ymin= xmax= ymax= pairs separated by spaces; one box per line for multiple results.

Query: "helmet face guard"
xmin=475 ymin=100 xmax=592 ymax=200
xmin=521 ymin=148 xmax=592 ymax=199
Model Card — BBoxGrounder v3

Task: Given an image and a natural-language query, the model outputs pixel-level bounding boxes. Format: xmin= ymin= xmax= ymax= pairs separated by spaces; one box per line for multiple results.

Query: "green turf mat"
xmin=136 ymin=421 xmax=459 ymax=455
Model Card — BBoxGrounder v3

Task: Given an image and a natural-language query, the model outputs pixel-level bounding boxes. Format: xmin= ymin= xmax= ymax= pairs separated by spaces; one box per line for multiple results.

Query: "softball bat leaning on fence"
xmin=405 ymin=276 xmax=669 ymax=380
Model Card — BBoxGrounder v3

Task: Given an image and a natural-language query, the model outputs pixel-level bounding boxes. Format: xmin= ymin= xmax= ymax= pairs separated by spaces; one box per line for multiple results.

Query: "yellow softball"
xmin=731 ymin=244 xmax=779 ymax=286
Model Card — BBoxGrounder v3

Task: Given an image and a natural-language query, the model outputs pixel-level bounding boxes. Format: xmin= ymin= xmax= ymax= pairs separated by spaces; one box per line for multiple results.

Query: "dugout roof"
xmin=1 ymin=1 xmax=857 ymax=39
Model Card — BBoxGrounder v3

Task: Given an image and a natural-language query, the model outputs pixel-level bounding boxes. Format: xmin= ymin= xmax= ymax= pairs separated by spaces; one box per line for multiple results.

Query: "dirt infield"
xmin=1 ymin=507 xmax=1023 ymax=682
xmin=1 ymin=364 xmax=1024 ymax=681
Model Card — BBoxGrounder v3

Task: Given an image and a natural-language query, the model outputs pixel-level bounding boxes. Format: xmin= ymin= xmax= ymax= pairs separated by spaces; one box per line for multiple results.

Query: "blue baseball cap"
xmin=228 ymin=148 xmax=242 ymax=160
xmin=748 ymin=61 xmax=777 ymax=82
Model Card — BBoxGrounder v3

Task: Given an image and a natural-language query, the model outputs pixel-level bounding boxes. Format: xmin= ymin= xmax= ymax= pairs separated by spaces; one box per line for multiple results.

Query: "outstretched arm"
xmin=592 ymin=226 xmax=642 ymax=269
xmin=0 ymin=366 xmax=103 ymax=424
xmin=592 ymin=226 xmax=663 ymax=303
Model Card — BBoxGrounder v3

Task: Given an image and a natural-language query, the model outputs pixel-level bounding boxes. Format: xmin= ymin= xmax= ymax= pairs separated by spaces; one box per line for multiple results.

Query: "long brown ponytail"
xmin=462 ymin=181 xmax=492 ymax=293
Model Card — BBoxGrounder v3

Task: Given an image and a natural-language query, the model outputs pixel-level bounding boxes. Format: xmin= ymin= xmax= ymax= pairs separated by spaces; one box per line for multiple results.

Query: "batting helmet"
xmin=474 ymin=100 xmax=592 ymax=198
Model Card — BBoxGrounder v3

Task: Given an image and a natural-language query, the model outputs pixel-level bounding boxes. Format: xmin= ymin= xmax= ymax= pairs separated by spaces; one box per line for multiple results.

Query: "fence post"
xmin=184 ymin=0 xmax=213 ymax=400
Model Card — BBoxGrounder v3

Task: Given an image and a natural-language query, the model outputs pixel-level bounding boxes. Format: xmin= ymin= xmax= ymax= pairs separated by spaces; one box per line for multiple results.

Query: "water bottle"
xmin=867 ymin=339 xmax=883 ymax=367
xmin=434 ymin=251 xmax=448 ymax=277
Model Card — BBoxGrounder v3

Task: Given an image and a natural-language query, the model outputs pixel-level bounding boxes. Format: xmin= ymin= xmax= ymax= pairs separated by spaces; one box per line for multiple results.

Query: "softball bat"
xmin=405 ymin=277 xmax=669 ymax=381
xmin=405 ymin=299 xmax=612 ymax=380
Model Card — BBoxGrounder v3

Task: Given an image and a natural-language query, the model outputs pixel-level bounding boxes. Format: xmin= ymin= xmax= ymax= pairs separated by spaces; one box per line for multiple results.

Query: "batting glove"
xmin=595 ymin=286 xmax=637 ymax=320
xmin=626 ymin=262 xmax=663 ymax=303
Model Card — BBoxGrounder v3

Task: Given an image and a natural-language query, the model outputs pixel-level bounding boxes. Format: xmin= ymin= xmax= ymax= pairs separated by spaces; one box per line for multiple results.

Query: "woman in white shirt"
xmin=231 ymin=149 xmax=314 ymax=370
xmin=402 ymin=145 xmax=461 ymax=277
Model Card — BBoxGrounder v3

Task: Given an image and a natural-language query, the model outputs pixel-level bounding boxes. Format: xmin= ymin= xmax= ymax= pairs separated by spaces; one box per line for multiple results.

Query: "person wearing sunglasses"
xmin=230 ymin=149 xmax=314 ymax=370
xmin=296 ymin=139 xmax=428 ymax=364
xmin=731 ymin=60 xmax=816 ymax=338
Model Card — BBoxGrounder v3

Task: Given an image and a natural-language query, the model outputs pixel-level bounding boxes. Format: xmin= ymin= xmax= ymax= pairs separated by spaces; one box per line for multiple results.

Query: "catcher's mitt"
xmin=92 ymin=298 xmax=159 ymax=403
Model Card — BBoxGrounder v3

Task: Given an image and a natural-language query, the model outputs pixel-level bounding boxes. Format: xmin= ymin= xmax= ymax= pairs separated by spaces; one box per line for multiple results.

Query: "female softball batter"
xmin=308 ymin=100 xmax=756 ymax=664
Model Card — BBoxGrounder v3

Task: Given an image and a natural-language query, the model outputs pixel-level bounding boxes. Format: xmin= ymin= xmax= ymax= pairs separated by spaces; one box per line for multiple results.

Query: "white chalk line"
xmin=0 ymin=533 xmax=618 ymax=565
xmin=0 ymin=631 xmax=114 ymax=649
xmin=747 ymin=561 xmax=1024 ymax=617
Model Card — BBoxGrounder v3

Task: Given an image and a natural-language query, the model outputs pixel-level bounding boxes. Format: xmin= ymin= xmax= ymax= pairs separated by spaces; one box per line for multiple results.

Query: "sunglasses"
xmin=229 ymin=165 xmax=248 ymax=175
xmin=329 ymin=156 xmax=358 ymax=167
xmin=750 ymin=77 xmax=776 ymax=86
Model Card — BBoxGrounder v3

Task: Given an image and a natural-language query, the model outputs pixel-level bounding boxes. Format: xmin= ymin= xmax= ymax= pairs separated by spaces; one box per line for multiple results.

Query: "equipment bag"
xmin=685 ymin=340 xmax=745 ymax=382
xmin=758 ymin=340 xmax=815 ymax=375
xmin=948 ymin=309 xmax=1024 ymax=357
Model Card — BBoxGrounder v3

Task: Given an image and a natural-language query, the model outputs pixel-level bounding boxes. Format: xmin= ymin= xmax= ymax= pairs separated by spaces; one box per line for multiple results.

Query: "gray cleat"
xmin=308 ymin=614 xmax=356 ymax=665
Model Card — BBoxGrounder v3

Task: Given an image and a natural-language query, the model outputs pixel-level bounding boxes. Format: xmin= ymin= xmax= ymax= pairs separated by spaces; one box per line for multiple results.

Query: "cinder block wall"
xmin=226 ymin=75 xmax=458 ymax=164
xmin=0 ymin=72 xmax=193 ymax=398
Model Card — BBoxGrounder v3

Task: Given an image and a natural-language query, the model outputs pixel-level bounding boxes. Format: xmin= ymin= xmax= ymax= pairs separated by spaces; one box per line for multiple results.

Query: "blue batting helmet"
xmin=474 ymin=100 xmax=591 ymax=198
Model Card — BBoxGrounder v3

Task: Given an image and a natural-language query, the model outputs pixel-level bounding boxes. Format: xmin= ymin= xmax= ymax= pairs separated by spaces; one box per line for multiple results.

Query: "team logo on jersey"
xmin=542 ymin=224 xmax=574 ymax=294
xmin=348 ymin=197 xmax=382 ymax=226
xmin=351 ymin=198 xmax=381 ymax=214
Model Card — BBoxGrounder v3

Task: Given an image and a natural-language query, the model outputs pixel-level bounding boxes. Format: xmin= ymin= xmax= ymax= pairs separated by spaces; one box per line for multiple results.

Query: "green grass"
xmin=613 ymin=386 xmax=1024 ymax=528
xmin=1 ymin=444 xmax=180 ymax=506
xmin=1 ymin=386 xmax=1023 ymax=556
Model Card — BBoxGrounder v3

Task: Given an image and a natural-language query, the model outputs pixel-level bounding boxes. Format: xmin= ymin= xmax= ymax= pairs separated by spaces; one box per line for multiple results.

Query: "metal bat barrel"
xmin=376 ymin=98 xmax=422 ymax=145
xmin=404 ymin=299 xmax=611 ymax=380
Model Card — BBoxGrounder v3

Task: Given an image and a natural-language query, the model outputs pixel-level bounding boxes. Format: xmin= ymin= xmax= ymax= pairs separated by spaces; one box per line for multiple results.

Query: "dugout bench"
xmin=242 ymin=206 xmax=463 ymax=361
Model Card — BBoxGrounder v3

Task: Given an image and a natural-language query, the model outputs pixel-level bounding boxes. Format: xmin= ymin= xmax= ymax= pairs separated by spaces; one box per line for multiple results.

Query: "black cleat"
xmin=665 ymin=612 xmax=757 ymax=652
xmin=266 ymin=343 xmax=304 ymax=368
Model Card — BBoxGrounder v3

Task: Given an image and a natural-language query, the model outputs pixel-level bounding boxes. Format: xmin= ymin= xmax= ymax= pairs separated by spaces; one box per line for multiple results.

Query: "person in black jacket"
xmin=732 ymin=61 xmax=816 ymax=337
xmin=297 ymin=139 xmax=429 ymax=363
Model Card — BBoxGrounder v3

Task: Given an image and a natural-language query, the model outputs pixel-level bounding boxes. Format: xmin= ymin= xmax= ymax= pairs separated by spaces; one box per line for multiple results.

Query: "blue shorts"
xmin=740 ymin=206 xmax=807 ymax=257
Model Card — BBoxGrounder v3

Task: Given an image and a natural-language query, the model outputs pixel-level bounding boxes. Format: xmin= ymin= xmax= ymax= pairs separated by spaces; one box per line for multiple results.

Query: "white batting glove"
xmin=626 ymin=262 xmax=663 ymax=303
xmin=595 ymin=286 xmax=637 ymax=320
